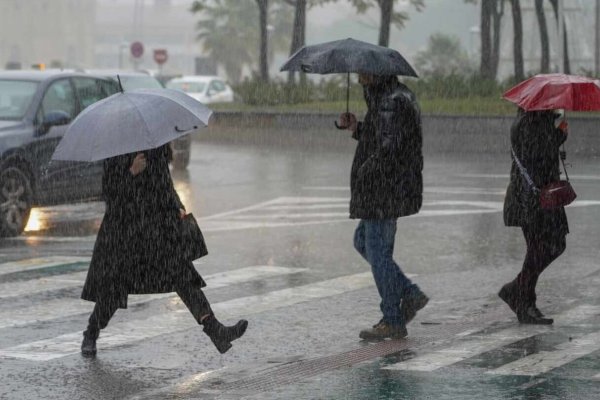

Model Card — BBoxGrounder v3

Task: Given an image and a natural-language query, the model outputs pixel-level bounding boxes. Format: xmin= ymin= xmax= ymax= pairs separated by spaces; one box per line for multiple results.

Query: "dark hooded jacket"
xmin=503 ymin=109 xmax=569 ymax=235
xmin=350 ymin=77 xmax=423 ymax=219
xmin=81 ymin=144 xmax=206 ymax=309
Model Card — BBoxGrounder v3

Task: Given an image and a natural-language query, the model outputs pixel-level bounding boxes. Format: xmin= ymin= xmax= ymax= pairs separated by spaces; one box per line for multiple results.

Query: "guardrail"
xmin=203 ymin=111 xmax=600 ymax=156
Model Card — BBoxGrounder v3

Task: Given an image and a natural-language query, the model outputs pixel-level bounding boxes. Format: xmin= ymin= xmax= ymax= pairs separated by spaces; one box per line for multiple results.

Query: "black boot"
xmin=81 ymin=332 xmax=97 ymax=357
xmin=202 ymin=315 xmax=248 ymax=354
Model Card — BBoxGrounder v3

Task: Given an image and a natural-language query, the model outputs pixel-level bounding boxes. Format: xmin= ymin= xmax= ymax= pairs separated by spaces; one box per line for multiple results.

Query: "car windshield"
xmin=119 ymin=76 xmax=164 ymax=90
xmin=0 ymin=80 xmax=38 ymax=120
xmin=166 ymin=81 xmax=206 ymax=93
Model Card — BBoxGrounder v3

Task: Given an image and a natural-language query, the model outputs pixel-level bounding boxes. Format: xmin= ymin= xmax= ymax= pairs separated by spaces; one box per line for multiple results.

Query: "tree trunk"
xmin=257 ymin=0 xmax=269 ymax=82
xmin=510 ymin=0 xmax=525 ymax=81
xmin=288 ymin=0 xmax=307 ymax=84
xmin=491 ymin=0 xmax=504 ymax=78
xmin=480 ymin=0 xmax=494 ymax=79
xmin=549 ymin=0 xmax=571 ymax=73
xmin=535 ymin=0 xmax=550 ymax=73
xmin=378 ymin=0 xmax=393 ymax=47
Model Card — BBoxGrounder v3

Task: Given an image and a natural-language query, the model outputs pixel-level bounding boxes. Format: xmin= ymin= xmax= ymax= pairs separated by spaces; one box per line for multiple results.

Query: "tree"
xmin=414 ymin=33 xmax=473 ymax=77
xmin=257 ymin=0 xmax=270 ymax=82
xmin=534 ymin=0 xmax=550 ymax=73
xmin=191 ymin=0 xmax=291 ymax=83
xmin=510 ymin=0 xmax=524 ymax=81
xmin=349 ymin=0 xmax=425 ymax=47
xmin=548 ymin=0 xmax=571 ymax=73
xmin=477 ymin=0 xmax=503 ymax=80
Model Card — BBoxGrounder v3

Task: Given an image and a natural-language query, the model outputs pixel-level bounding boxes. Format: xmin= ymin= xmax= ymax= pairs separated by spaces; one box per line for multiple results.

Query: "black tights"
xmin=514 ymin=226 xmax=566 ymax=306
xmin=84 ymin=282 xmax=213 ymax=340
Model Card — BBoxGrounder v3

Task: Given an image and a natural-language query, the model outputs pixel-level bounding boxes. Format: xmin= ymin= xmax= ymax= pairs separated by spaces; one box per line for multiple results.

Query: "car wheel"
xmin=172 ymin=151 xmax=190 ymax=170
xmin=0 ymin=166 xmax=33 ymax=237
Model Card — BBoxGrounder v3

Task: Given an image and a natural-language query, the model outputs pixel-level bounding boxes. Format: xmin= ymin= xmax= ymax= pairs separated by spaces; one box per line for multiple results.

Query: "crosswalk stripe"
xmin=0 ymin=271 xmax=88 ymax=299
xmin=0 ymin=256 xmax=90 ymax=276
xmin=0 ymin=266 xmax=306 ymax=329
xmin=383 ymin=305 xmax=600 ymax=372
xmin=0 ymin=272 xmax=374 ymax=361
xmin=487 ymin=330 xmax=600 ymax=376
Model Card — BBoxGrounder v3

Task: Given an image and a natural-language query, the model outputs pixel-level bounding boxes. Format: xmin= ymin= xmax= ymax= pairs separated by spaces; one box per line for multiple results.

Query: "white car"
xmin=166 ymin=76 xmax=234 ymax=104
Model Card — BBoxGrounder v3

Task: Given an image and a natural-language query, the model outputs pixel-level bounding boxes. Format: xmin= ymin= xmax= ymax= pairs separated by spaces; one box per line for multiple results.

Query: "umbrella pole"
xmin=346 ymin=72 xmax=350 ymax=114
xmin=117 ymin=74 xmax=124 ymax=93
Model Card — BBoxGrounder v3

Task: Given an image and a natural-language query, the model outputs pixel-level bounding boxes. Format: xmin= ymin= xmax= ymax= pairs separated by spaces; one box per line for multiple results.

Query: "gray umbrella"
xmin=280 ymin=38 xmax=418 ymax=126
xmin=52 ymin=88 xmax=212 ymax=162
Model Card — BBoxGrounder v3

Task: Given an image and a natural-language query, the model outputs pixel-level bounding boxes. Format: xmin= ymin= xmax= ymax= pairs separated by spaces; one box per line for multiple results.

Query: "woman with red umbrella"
xmin=498 ymin=74 xmax=600 ymax=325
xmin=499 ymin=73 xmax=593 ymax=324
xmin=499 ymin=108 xmax=569 ymax=324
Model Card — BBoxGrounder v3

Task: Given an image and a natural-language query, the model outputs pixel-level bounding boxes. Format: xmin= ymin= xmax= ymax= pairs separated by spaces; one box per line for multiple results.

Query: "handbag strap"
xmin=560 ymin=144 xmax=570 ymax=181
xmin=511 ymin=146 xmax=540 ymax=192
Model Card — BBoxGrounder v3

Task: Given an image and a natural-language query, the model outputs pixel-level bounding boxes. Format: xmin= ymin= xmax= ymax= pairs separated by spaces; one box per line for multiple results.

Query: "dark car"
xmin=0 ymin=70 xmax=120 ymax=236
xmin=85 ymin=70 xmax=192 ymax=170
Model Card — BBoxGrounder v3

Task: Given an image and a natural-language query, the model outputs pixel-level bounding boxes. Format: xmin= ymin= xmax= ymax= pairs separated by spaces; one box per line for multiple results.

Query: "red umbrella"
xmin=502 ymin=73 xmax=600 ymax=111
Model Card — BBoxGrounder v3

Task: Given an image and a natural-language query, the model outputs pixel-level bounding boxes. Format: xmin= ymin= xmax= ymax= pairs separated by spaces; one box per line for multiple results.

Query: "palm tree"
xmin=349 ymin=0 xmax=425 ymax=47
xmin=191 ymin=0 xmax=292 ymax=83
xmin=477 ymin=0 xmax=503 ymax=80
xmin=510 ymin=0 xmax=524 ymax=81
xmin=535 ymin=0 xmax=550 ymax=73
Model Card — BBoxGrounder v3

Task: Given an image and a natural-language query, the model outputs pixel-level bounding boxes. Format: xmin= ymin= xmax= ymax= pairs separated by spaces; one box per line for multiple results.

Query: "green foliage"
xmin=233 ymin=76 xmax=363 ymax=105
xmin=414 ymin=33 xmax=474 ymax=77
xmin=404 ymin=74 xmax=503 ymax=99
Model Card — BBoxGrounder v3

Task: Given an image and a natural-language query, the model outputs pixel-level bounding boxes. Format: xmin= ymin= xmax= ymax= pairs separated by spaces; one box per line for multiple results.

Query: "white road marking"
xmin=488 ymin=330 xmax=600 ymax=376
xmin=425 ymin=187 xmax=507 ymax=195
xmin=384 ymin=305 xmax=600 ymax=372
xmin=0 ymin=266 xmax=306 ymax=329
xmin=0 ymin=256 xmax=90 ymax=276
xmin=0 ymin=272 xmax=375 ymax=361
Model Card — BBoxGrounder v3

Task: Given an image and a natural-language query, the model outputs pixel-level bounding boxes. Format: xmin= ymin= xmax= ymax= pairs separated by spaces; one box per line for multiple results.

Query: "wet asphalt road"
xmin=1 ymin=132 xmax=600 ymax=399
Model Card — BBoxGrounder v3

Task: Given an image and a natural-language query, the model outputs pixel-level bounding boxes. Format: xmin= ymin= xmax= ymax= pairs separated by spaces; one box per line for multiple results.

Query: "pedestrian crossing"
xmin=1 ymin=255 xmax=600 ymax=384
xmin=11 ymin=192 xmax=600 ymax=243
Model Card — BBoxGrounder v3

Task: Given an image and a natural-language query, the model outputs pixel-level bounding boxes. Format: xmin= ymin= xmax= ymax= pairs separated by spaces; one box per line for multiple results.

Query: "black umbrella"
xmin=280 ymin=38 xmax=418 ymax=127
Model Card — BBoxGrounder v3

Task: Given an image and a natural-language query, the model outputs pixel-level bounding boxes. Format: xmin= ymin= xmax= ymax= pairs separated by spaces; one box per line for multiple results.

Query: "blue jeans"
xmin=354 ymin=219 xmax=415 ymax=327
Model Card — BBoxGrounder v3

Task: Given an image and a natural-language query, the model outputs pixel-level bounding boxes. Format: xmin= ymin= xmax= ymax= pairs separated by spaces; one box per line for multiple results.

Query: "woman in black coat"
xmin=499 ymin=108 xmax=569 ymax=325
xmin=80 ymin=144 xmax=247 ymax=356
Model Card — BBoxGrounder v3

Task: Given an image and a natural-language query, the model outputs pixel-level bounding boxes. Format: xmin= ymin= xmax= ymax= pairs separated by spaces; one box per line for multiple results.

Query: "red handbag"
xmin=539 ymin=180 xmax=577 ymax=209
xmin=511 ymin=147 xmax=577 ymax=210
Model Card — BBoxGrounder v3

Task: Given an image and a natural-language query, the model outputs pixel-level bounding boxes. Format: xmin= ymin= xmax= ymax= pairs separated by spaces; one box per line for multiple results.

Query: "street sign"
xmin=130 ymin=41 xmax=144 ymax=59
xmin=153 ymin=49 xmax=168 ymax=65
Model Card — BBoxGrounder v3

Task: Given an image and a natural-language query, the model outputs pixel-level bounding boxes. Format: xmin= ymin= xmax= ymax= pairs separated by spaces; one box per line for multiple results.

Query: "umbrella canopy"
xmin=280 ymin=38 xmax=418 ymax=77
xmin=502 ymin=73 xmax=600 ymax=111
xmin=52 ymin=88 xmax=212 ymax=162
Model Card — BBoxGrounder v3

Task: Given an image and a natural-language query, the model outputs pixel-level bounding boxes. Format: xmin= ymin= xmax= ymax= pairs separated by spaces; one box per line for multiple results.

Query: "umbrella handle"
xmin=175 ymin=125 xmax=198 ymax=132
xmin=334 ymin=121 xmax=346 ymax=130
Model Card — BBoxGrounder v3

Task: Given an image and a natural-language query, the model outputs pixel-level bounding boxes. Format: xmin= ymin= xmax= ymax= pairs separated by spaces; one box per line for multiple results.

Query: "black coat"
xmin=503 ymin=110 xmax=569 ymax=235
xmin=350 ymin=79 xmax=423 ymax=219
xmin=81 ymin=144 xmax=206 ymax=309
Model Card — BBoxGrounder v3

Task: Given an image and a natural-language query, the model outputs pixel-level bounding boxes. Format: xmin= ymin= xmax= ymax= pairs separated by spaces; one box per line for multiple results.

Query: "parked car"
xmin=166 ymin=75 xmax=235 ymax=104
xmin=0 ymin=70 xmax=120 ymax=236
xmin=86 ymin=70 xmax=191 ymax=170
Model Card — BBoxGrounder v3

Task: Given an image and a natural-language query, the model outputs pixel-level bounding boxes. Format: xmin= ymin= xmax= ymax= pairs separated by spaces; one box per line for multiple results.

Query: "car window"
xmin=120 ymin=76 xmax=163 ymax=90
xmin=73 ymin=77 xmax=109 ymax=110
xmin=209 ymin=80 xmax=226 ymax=92
xmin=41 ymin=79 xmax=76 ymax=119
xmin=166 ymin=81 xmax=206 ymax=93
xmin=99 ymin=79 xmax=120 ymax=96
xmin=0 ymin=80 xmax=38 ymax=120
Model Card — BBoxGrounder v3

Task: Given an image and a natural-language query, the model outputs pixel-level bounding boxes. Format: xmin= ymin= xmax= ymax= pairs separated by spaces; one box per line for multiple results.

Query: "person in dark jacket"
xmin=338 ymin=74 xmax=429 ymax=339
xmin=80 ymin=144 xmax=247 ymax=356
xmin=499 ymin=108 xmax=569 ymax=325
